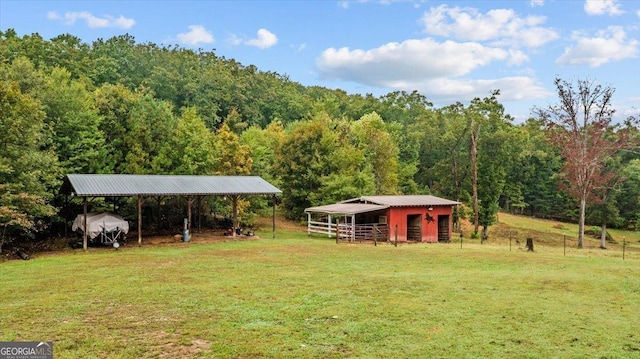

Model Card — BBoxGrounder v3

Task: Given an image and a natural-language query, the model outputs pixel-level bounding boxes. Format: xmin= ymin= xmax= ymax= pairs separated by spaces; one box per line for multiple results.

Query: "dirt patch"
xmin=104 ymin=230 xmax=265 ymax=251
xmin=2 ymin=215 xmax=307 ymax=261
xmin=151 ymin=330 xmax=211 ymax=358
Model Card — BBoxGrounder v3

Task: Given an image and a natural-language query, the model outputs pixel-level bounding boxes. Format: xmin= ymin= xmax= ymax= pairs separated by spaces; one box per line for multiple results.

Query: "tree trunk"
xmin=526 ymin=237 xmax=534 ymax=252
xmin=0 ymin=224 xmax=6 ymax=255
xmin=471 ymin=123 xmax=480 ymax=235
xmin=600 ymin=223 xmax=607 ymax=249
xmin=578 ymin=195 xmax=586 ymax=248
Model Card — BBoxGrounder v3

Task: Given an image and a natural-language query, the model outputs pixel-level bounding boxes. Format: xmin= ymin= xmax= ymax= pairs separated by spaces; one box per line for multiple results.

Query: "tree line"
xmin=1 ymin=30 xmax=638 ymax=250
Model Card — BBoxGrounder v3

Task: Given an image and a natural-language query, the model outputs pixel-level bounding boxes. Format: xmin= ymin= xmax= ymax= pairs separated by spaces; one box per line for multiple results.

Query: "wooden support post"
xmin=272 ymin=195 xmax=276 ymax=239
xmin=351 ymin=214 xmax=355 ymax=242
xmin=155 ymin=196 xmax=162 ymax=235
xmin=138 ymin=196 xmax=143 ymax=246
xmin=64 ymin=194 xmax=69 ymax=239
xmin=82 ymin=197 xmax=88 ymax=251
xmin=394 ymin=224 xmax=398 ymax=247
xmin=232 ymin=195 xmax=238 ymax=238
xmin=374 ymin=224 xmax=377 ymax=246
xmin=187 ymin=196 xmax=193 ymax=232
xmin=196 ymin=196 xmax=203 ymax=232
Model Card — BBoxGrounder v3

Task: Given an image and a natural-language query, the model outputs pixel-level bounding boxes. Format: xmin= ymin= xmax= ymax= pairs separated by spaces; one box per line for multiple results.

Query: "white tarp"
xmin=72 ymin=213 xmax=129 ymax=239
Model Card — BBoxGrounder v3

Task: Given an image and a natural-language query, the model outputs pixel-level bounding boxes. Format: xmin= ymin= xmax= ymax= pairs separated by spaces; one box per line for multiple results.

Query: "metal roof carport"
xmin=61 ymin=174 xmax=282 ymax=250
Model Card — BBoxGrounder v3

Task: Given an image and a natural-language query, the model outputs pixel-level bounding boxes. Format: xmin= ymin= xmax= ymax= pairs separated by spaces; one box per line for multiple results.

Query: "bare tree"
xmin=535 ymin=78 xmax=637 ymax=248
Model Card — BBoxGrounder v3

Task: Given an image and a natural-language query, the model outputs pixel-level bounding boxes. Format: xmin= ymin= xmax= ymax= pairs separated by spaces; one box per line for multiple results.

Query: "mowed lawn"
xmin=2 ymin=229 xmax=640 ymax=358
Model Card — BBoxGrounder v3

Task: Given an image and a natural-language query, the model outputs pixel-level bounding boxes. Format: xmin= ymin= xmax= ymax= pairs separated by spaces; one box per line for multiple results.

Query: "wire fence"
xmin=321 ymin=225 xmax=640 ymax=260
xmin=452 ymin=230 xmax=640 ymax=260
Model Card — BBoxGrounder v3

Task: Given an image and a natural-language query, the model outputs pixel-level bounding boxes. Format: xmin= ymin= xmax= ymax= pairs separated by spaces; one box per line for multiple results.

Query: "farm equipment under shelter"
xmin=72 ymin=213 xmax=129 ymax=246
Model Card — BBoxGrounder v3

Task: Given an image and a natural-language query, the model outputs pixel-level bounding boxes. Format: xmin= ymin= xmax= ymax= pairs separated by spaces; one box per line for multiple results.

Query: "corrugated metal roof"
xmin=305 ymin=203 xmax=388 ymax=215
xmin=342 ymin=195 xmax=460 ymax=207
xmin=63 ymin=174 xmax=281 ymax=197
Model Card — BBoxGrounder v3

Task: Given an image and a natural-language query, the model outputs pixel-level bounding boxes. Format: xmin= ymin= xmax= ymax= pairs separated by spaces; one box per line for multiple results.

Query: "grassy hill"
xmin=1 ymin=215 xmax=639 ymax=358
xmin=493 ymin=212 xmax=640 ymax=253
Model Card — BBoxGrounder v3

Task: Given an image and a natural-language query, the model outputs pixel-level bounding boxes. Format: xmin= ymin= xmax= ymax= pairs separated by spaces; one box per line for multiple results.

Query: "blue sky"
xmin=1 ymin=0 xmax=639 ymax=122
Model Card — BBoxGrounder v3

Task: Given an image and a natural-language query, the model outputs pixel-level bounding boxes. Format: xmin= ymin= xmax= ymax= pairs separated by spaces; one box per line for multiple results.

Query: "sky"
xmin=1 ymin=0 xmax=639 ymax=122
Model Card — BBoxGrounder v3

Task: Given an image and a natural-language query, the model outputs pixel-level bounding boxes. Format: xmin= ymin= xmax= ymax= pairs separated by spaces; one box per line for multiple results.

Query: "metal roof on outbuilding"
xmin=342 ymin=195 xmax=460 ymax=207
xmin=62 ymin=174 xmax=282 ymax=197
xmin=305 ymin=203 xmax=388 ymax=215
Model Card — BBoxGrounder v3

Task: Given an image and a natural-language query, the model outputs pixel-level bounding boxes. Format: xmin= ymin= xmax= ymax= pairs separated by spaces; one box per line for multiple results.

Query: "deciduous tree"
xmin=352 ymin=112 xmax=399 ymax=194
xmin=0 ymin=81 xmax=59 ymax=251
xmin=535 ymin=78 xmax=637 ymax=248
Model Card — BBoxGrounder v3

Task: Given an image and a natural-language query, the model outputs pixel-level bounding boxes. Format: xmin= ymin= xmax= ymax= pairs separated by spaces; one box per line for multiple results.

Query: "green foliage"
xmin=94 ymin=84 xmax=176 ymax=174
xmin=470 ymin=92 xmax=514 ymax=229
xmin=618 ymin=159 xmax=640 ymax=230
xmin=276 ymin=112 xmax=402 ymax=219
xmin=585 ymin=226 xmax=613 ymax=241
xmin=153 ymin=107 xmax=217 ymax=175
xmin=1 ymin=30 xmax=639 ymax=237
xmin=351 ymin=112 xmax=399 ymax=194
xmin=275 ymin=114 xmax=338 ymax=219
xmin=214 ymin=122 xmax=252 ymax=175
xmin=0 ymin=80 xmax=58 ymax=245
xmin=39 ymin=67 xmax=108 ymax=174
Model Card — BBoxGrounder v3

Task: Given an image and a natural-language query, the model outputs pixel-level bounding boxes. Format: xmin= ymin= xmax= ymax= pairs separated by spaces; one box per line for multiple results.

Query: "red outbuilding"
xmin=305 ymin=195 xmax=460 ymax=243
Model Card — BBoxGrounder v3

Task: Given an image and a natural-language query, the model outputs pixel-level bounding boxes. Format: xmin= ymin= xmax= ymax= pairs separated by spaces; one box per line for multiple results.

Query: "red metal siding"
xmin=387 ymin=206 xmax=453 ymax=242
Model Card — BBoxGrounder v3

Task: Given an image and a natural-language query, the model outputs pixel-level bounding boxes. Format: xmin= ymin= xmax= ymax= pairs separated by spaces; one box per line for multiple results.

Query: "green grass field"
xmin=2 ymin=215 xmax=640 ymax=358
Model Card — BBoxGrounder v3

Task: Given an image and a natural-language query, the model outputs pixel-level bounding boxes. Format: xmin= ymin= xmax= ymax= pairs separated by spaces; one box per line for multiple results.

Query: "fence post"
xmin=509 ymin=230 xmax=512 ymax=252
xmin=563 ymin=234 xmax=566 ymax=256
xmin=374 ymin=224 xmax=377 ymax=247
xmin=623 ymin=237 xmax=626 ymax=260
xmin=394 ymin=224 xmax=398 ymax=247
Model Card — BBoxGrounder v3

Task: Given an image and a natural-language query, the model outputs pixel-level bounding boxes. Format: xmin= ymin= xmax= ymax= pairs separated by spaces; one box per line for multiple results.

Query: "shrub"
xmin=586 ymin=226 xmax=614 ymax=242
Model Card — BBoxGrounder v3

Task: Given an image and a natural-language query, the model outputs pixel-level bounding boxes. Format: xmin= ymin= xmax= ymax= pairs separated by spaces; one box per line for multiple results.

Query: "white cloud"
xmin=315 ymin=34 xmax=551 ymax=108
xmin=584 ymin=0 xmax=624 ymax=15
xmin=177 ymin=25 xmax=215 ymax=46
xmin=338 ymin=0 xmax=425 ymax=8
xmin=420 ymin=5 xmax=558 ymax=48
xmin=530 ymin=0 xmax=544 ymax=7
xmin=637 ymin=9 xmax=640 ymax=18
xmin=46 ymin=11 xmax=135 ymax=29
xmin=507 ymin=49 xmax=529 ymax=65
xmin=556 ymin=26 xmax=638 ymax=67
xmin=317 ymin=38 xmax=510 ymax=86
xmin=245 ymin=28 xmax=278 ymax=49
xmin=417 ymin=77 xmax=551 ymax=103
